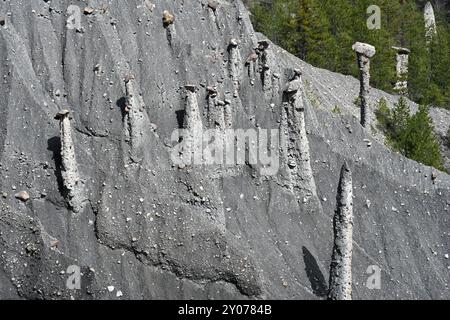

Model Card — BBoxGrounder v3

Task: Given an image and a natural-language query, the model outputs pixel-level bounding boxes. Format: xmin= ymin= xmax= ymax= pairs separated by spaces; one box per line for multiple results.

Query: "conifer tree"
xmin=402 ymin=105 xmax=443 ymax=170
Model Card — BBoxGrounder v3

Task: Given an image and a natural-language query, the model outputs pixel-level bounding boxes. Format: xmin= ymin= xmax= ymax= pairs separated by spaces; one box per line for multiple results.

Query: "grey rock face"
xmin=328 ymin=163 xmax=353 ymax=300
xmin=0 ymin=0 xmax=449 ymax=300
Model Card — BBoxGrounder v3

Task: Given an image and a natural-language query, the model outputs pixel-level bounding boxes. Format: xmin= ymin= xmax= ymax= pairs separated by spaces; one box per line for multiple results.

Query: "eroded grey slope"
xmin=0 ymin=0 xmax=448 ymax=300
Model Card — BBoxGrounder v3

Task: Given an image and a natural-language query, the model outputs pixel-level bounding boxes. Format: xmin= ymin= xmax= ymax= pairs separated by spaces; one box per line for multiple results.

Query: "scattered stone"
xmin=84 ymin=7 xmax=95 ymax=15
xmin=107 ymin=286 xmax=115 ymax=292
xmin=54 ymin=109 xmax=70 ymax=120
xmin=431 ymin=172 xmax=437 ymax=183
xmin=206 ymin=86 xmax=218 ymax=96
xmin=293 ymin=68 xmax=302 ymax=76
xmin=25 ymin=242 xmax=38 ymax=254
xmin=258 ymin=40 xmax=270 ymax=51
xmin=116 ymin=290 xmax=123 ymax=297
xmin=125 ymin=74 xmax=135 ymax=83
xmin=184 ymin=84 xmax=198 ymax=93
xmin=100 ymin=4 xmax=109 ymax=14
xmin=445 ymin=254 xmax=449 ymax=259
xmin=150 ymin=123 xmax=158 ymax=132
xmin=162 ymin=10 xmax=175 ymax=27
xmin=352 ymin=42 xmax=376 ymax=58
xmin=0 ymin=16 xmax=6 ymax=26
xmin=207 ymin=0 xmax=219 ymax=11
xmin=229 ymin=38 xmax=239 ymax=47
xmin=245 ymin=52 xmax=258 ymax=66
xmin=50 ymin=240 xmax=59 ymax=249
xmin=15 ymin=191 xmax=30 ymax=202
xmin=144 ymin=0 xmax=155 ymax=12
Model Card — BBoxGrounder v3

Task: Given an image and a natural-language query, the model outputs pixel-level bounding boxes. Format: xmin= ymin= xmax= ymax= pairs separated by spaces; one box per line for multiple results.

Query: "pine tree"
xmin=375 ymin=97 xmax=393 ymax=131
xmin=384 ymin=97 xmax=411 ymax=152
xmin=391 ymin=97 xmax=411 ymax=137
xmin=296 ymin=0 xmax=333 ymax=67
xmin=401 ymin=105 xmax=443 ymax=170
xmin=428 ymin=25 xmax=450 ymax=108
xmin=321 ymin=0 xmax=357 ymax=75
xmin=251 ymin=0 xmax=302 ymax=56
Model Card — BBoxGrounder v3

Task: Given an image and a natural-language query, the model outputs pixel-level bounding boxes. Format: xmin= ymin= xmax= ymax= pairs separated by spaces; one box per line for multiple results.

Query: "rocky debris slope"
xmin=0 ymin=0 xmax=448 ymax=299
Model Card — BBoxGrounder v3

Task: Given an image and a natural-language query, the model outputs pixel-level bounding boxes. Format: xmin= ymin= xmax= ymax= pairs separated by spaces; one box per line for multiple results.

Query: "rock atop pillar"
xmin=392 ymin=46 xmax=410 ymax=95
xmin=352 ymin=42 xmax=376 ymax=128
xmin=352 ymin=42 xmax=376 ymax=59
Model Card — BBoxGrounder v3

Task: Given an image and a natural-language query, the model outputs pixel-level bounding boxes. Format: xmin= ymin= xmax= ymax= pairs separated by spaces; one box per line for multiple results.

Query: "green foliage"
xmin=332 ymin=105 xmax=342 ymax=114
xmin=375 ymin=97 xmax=391 ymax=129
xmin=251 ymin=0 xmax=302 ymax=56
xmin=353 ymin=96 xmax=361 ymax=108
xmin=375 ymin=98 xmax=444 ymax=171
xmin=447 ymin=129 xmax=450 ymax=148
xmin=250 ymin=0 xmax=450 ymax=109
xmin=401 ymin=105 xmax=443 ymax=170
xmin=391 ymin=97 xmax=411 ymax=141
